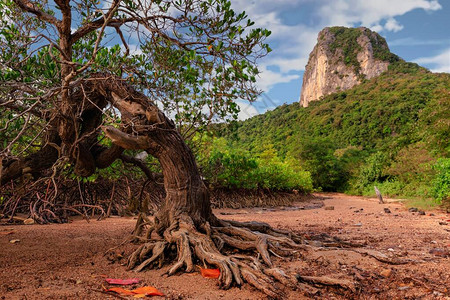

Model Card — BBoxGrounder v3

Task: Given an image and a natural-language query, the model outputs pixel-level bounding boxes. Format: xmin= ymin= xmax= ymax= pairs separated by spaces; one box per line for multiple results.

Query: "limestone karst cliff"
xmin=299 ymin=26 xmax=398 ymax=107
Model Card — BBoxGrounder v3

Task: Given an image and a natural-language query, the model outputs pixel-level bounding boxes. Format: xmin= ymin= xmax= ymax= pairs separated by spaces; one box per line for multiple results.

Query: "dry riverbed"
xmin=1 ymin=193 xmax=449 ymax=299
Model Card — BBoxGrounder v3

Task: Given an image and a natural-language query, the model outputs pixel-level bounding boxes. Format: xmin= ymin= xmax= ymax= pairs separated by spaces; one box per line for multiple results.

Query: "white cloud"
xmin=121 ymin=44 xmax=143 ymax=56
xmin=0 ymin=4 xmax=14 ymax=25
xmin=370 ymin=24 xmax=384 ymax=33
xmin=231 ymin=0 xmax=443 ymax=98
xmin=256 ymin=66 xmax=300 ymax=92
xmin=227 ymin=5 xmax=318 ymax=94
xmin=318 ymin=0 xmax=441 ymax=31
xmin=384 ymin=18 xmax=404 ymax=32
xmin=414 ymin=48 xmax=450 ymax=73
xmin=231 ymin=0 xmax=301 ymax=16
xmin=235 ymin=100 xmax=260 ymax=120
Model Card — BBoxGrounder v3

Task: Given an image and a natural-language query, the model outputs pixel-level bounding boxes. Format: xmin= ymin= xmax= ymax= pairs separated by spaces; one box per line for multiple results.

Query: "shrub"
xmin=254 ymin=156 xmax=313 ymax=192
xmin=355 ymin=152 xmax=387 ymax=189
xmin=203 ymin=149 xmax=258 ymax=189
xmin=290 ymin=137 xmax=349 ymax=191
xmin=197 ymin=137 xmax=313 ymax=192
xmin=431 ymin=158 xmax=450 ymax=204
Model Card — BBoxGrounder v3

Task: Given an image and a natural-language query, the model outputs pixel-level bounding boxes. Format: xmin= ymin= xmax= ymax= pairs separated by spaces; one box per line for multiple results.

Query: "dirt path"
xmin=1 ymin=193 xmax=449 ymax=299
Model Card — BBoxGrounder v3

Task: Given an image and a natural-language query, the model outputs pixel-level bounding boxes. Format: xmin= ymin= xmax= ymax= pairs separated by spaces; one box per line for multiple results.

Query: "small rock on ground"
xmin=380 ymin=269 xmax=392 ymax=278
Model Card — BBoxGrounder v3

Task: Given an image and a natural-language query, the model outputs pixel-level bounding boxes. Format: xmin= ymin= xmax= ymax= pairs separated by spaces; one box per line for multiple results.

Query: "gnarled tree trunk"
xmin=87 ymin=75 xmax=216 ymax=231
xmin=147 ymin=129 xmax=215 ymax=234
xmin=2 ymin=74 xmax=401 ymax=299
xmin=0 ymin=75 xmax=304 ymax=298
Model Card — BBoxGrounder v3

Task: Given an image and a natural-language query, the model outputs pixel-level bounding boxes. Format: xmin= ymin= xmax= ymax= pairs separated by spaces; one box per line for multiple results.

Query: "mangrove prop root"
xmin=126 ymin=215 xmax=406 ymax=298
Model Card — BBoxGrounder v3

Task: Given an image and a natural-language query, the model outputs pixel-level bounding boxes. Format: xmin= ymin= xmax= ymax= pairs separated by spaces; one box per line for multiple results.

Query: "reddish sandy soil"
xmin=1 ymin=193 xmax=449 ymax=300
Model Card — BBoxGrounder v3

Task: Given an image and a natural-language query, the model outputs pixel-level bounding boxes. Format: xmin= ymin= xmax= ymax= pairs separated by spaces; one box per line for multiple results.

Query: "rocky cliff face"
xmin=300 ymin=27 xmax=395 ymax=107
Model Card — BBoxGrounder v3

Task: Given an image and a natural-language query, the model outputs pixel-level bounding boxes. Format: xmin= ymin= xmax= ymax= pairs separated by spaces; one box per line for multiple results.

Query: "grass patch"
xmin=401 ymin=197 xmax=441 ymax=210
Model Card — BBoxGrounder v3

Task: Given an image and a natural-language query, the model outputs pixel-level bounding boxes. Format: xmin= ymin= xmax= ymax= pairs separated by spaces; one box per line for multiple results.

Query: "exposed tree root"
xmin=350 ymin=248 xmax=410 ymax=265
xmin=300 ymin=245 xmax=411 ymax=265
xmin=296 ymin=274 xmax=356 ymax=292
xmin=126 ymin=215 xmax=300 ymax=298
xmin=124 ymin=213 xmax=409 ymax=298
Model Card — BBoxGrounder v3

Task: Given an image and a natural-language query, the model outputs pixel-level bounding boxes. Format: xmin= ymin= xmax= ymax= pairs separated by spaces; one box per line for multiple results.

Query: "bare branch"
xmin=119 ymin=153 xmax=160 ymax=181
xmin=114 ymin=26 xmax=129 ymax=56
xmin=71 ymin=17 xmax=133 ymax=43
xmin=64 ymin=1 xmax=121 ymax=82
xmin=0 ymin=98 xmax=43 ymax=127
xmin=71 ymin=0 xmax=123 ymax=42
xmin=54 ymin=0 xmax=71 ymax=34
xmin=12 ymin=0 xmax=61 ymax=27
xmin=102 ymin=126 xmax=154 ymax=150
xmin=4 ymin=113 xmax=31 ymax=155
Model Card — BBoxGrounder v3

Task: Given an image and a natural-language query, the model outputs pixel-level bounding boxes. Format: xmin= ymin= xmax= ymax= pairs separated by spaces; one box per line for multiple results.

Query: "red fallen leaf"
xmin=105 ymin=286 xmax=164 ymax=297
xmin=200 ymin=268 xmax=220 ymax=279
xmin=132 ymin=286 xmax=164 ymax=296
xmin=106 ymin=278 xmax=140 ymax=285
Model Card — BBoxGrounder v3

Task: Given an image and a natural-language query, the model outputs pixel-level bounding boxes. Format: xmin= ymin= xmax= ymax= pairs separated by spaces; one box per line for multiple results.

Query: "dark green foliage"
xmin=353 ymin=152 xmax=388 ymax=192
xmin=195 ymin=137 xmax=313 ymax=192
xmin=218 ymin=63 xmax=450 ymax=201
xmin=326 ymin=27 xmax=400 ymax=75
xmin=431 ymin=158 xmax=450 ymax=205
xmin=328 ymin=27 xmax=363 ymax=74
xmin=203 ymin=147 xmax=259 ymax=189
xmin=290 ymin=137 xmax=349 ymax=191
xmin=366 ymin=30 xmax=399 ymax=63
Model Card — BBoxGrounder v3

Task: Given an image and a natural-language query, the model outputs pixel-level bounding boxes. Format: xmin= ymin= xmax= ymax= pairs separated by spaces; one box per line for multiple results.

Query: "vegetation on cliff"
xmin=327 ymin=26 xmax=399 ymax=72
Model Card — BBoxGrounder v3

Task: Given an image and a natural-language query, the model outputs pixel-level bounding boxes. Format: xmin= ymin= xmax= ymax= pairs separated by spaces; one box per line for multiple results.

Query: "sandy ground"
xmin=1 ymin=193 xmax=449 ymax=300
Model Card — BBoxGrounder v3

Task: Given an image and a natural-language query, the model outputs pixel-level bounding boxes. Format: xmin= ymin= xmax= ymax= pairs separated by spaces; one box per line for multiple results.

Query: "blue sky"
xmin=7 ymin=1 xmax=447 ymax=121
xmin=231 ymin=0 xmax=450 ymax=120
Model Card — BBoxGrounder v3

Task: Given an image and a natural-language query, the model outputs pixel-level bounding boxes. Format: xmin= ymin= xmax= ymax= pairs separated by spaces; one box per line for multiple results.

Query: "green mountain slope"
xmin=214 ymin=62 xmax=449 ymax=201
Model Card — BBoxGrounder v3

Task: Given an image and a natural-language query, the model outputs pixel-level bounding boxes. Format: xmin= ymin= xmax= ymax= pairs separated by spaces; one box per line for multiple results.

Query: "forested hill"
xmin=212 ymin=61 xmax=449 ymax=202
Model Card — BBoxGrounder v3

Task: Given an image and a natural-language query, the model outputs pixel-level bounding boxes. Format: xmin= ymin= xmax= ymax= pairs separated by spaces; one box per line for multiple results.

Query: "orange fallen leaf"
xmin=105 ymin=286 xmax=164 ymax=297
xmin=200 ymin=268 xmax=220 ymax=279
xmin=105 ymin=287 xmax=136 ymax=295
xmin=133 ymin=286 xmax=164 ymax=296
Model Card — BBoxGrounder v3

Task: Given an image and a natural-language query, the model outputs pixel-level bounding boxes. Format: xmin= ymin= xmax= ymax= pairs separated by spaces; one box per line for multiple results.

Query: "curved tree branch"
xmin=119 ymin=153 xmax=161 ymax=182
xmin=54 ymin=0 xmax=71 ymax=35
xmin=13 ymin=0 xmax=61 ymax=27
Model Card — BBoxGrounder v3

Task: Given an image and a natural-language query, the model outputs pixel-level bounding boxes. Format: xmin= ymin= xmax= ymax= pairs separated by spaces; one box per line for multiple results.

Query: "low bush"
xmin=431 ymin=158 xmax=450 ymax=205
xmin=197 ymin=137 xmax=313 ymax=193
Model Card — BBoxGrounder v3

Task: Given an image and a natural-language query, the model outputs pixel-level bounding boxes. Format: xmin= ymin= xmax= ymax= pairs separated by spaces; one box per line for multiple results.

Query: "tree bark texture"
xmin=1 ymin=74 xmax=214 ymax=229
